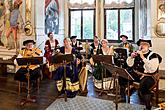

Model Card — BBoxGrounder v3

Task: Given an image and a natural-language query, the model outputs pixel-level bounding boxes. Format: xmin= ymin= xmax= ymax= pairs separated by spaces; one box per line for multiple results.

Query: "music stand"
xmin=16 ymin=57 xmax=43 ymax=105
xmin=103 ymin=62 xmax=134 ymax=110
xmin=114 ymin=48 xmax=128 ymax=67
xmin=51 ymin=54 xmax=74 ymax=102
xmin=92 ymin=55 xmax=113 ymax=95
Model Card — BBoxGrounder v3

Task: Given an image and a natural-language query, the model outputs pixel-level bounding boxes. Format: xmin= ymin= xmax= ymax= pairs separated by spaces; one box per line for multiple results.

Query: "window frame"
xmin=104 ymin=7 xmax=135 ymax=43
xmin=69 ymin=9 xmax=96 ymax=42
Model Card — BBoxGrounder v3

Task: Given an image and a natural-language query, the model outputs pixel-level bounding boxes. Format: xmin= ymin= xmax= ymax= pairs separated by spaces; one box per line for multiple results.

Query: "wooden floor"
xmin=0 ymin=73 xmax=164 ymax=110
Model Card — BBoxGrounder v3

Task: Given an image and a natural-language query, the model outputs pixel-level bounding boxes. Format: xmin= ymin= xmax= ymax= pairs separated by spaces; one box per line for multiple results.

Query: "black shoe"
xmin=143 ymin=94 xmax=152 ymax=110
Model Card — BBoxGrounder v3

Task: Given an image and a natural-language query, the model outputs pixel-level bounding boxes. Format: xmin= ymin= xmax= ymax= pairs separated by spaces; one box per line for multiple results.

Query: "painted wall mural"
xmin=45 ymin=0 xmax=59 ymax=35
xmin=0 ymin=0 xmax=23 ymax=49
xmin=0 ymin=0 xmax=13 ymax=46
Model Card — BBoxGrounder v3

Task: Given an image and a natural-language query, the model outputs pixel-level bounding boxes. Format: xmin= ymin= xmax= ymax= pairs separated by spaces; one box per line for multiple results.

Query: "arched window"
xmin=104 ymin=0 xmax=135 ymax=41
xmin=68 ymin=0 xmax=95 ymax=40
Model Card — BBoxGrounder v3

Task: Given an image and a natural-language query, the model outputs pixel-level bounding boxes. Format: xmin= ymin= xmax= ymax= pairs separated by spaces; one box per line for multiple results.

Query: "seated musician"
xmin=90 ymin=36 xmax=102 ymax=55
xmin=119 ymin=35 xmax=133 ymax=54
xmin=91 ymin=39 xmax=114 ymax=90
xmin=14 ymin=40 xmax=42 ymax=83
xmin=70 ymin=35 xmax=83 ymax=51
xmin=52 ymin=38 xmax=82 ymax=98
xmin=44 ymin=32 xmax=59 ymax=79
xmin=126 ymin=39 xmax=162 ymax=110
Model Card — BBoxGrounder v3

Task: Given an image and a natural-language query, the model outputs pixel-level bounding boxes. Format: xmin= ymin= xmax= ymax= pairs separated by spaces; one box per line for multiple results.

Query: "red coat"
xmin=44 ymin=39 xmax=59 ymax=63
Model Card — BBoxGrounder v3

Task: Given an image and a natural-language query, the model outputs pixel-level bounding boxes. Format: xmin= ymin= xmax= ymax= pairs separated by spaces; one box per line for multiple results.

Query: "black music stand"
xmin=16 ymin=57 xmax=43 ymax=105
xmin=103 ymin=62 xmax=134 ymax=110
xmin=51 ymin=54 xmax=74 ymax=102
xmin=92 ymin=55 xmax=113 ymax=95
xmin=114 ymin=48 xmax=128 ymax=68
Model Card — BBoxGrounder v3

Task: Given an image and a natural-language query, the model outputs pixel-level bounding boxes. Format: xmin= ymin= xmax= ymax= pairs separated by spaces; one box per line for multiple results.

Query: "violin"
xmin=23 ymin=48 xmax=42 ymax=57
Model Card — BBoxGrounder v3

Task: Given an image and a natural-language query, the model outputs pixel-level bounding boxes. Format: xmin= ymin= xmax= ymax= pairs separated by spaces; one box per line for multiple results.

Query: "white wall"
xmin=150 ymin=0 xmax=165 ymax=70
xmin=58 ymin=0 xmax=65 ymax=46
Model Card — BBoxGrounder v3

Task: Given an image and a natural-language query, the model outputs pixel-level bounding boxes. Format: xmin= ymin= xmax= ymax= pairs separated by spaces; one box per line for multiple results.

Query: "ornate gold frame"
xmin=25 ymin=0 xmax=33 ymax=36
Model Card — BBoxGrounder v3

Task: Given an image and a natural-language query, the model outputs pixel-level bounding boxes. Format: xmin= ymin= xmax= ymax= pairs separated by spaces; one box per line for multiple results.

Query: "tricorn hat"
xmin=136 ymin=39 xmax=152 ymax=47
xmin=70 ymin=36 xmax=77 ymax=39
xmin=120 ymin=35 xmax=128 ymax=39
xmin=23 ymin=40 xmax=36 ymax=46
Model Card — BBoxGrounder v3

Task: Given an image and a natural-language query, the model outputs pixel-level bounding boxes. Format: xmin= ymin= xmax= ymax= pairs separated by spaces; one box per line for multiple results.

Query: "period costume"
xmin=44 ymin=39 xmax=59 ymax=63
xmin=90 ymin=42 xmax=102 ymax=55
xmin=14 ymin=40 xmax=42 ymax=82
xmin=92 ymin=46 xmax=114 ymax=90
xmin=90 ymin=39 xmax=114 ymax=90
xmin=70 ymin=36 xmax=83 ymax=52
xmin=119 ymin=35 xmax=133 ymax=54
xmin=126 ymin=39 xmax=162 ymax=110
xmin=52 ymin=46 xmax=82 ymax=98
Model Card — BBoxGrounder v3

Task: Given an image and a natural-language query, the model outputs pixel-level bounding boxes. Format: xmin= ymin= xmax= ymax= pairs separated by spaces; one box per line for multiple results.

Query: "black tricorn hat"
xmin=23 ymin=40 xmax=36 ymax=46
xmin=120 ymin=35 xmax=128 ymax=39
xmin=70 ymin=36 xmax=77 ymax=39
xmin=136 ymin=39 xmax=152 ymax=47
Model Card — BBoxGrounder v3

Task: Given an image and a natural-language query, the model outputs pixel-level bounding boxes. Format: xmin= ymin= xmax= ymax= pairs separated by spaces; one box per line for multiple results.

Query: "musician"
xmin=99 ymin=39 xmax=114 ymax=55
xmin=70 ymin=35 xmax=83 ymax=51
xmin=14 ymin=40 xmax=42 ymax=82
xmin=126 ymin=39 xmax=162 ymax=110
xmin=43 ymin=32 xmax=59 ymax=79
xmin=119 ymin=35 xmax=133 ymax=54
xmin=90 ymin=36 xmax=102 ymax=55
xmin=91 ymin=39 xmax=114 ymax=90
xmin=44 ymin=32 xmax=59 ymax=63
xmin=53 ymin=38 xmax=82 ymax=98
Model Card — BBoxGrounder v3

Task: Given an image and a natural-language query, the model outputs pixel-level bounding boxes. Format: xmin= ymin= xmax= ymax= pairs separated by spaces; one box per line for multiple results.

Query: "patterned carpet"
xmin=46 ymin=96 xmax=152 ymax=110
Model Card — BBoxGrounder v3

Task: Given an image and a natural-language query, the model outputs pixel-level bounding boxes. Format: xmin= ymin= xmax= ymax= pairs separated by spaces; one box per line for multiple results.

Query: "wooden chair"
xmin=17 ymin=67 xmax=43 ymax=94
xmin=132 ymin=73 xmax=160 ymax=104
xmin=18 ymin=77 xmax=40 ymax=94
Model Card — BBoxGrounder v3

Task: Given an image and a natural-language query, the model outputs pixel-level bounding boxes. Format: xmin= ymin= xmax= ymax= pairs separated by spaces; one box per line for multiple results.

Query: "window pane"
xmin=70 ymin=11 xmax=81 ymax=39
xmin=83 ymin=10 xmax=94 ymax=39
xmin=120 ymin=9 xmax=133 ymax=40
xmin=106 ymin=10 xmax=118 ymax=40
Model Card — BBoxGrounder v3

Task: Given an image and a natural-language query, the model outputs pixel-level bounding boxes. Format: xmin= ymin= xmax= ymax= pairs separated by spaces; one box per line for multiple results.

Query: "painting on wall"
xmin=158 ymin=0 xmax=165 ymax=20
xmin=0 ymin=0 xmax=13 ymax=46
xmin=45 ymin=0 xmax=59 ymax=35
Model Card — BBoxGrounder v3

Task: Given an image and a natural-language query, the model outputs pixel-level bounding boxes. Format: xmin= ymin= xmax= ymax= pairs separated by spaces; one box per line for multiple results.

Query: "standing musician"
xmin=44 ymin=32 xmax=59 ymax=63
xmin=14 ymin=40 xmax=42 ymax=82
xmin=52 ymin=38 xmax=82 ymax=98
xmin=126 ymin=39 xmax=162 ymax=110
xmin=44 ymin=32 xmax=59 ymax=79
xmin=119 ymin=35 xmax=133 ymax=54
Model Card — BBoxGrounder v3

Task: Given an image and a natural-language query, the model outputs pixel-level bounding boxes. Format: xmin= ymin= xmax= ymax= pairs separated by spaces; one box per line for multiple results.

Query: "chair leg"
xmin=18 ymin=81 xmax=21 ymax=94
xmin=37 ymin=78 xmax=40 ymax=90
xmin=155 ymin=82 xmax=159 ymax=104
